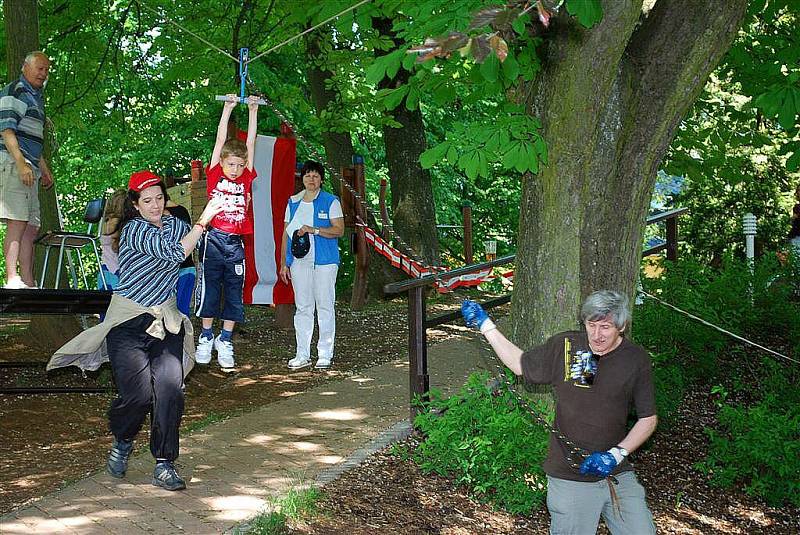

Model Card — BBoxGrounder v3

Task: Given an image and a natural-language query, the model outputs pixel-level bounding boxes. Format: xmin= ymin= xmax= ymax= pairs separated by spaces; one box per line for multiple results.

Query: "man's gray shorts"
xmin=547 ymin=471 xmax=656 ymax=534
xmin=0 ymin=152 xmax=41 ymax=226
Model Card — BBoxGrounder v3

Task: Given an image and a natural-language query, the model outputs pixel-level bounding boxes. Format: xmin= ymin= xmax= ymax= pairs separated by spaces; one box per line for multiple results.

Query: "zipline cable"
xmin=130 ymin=0 xmax=440 ymax=272
xmin=248 ymin=0 xmax=373 ymax=64
xmin=132 ymin=0 xmax=372 ymax=66
xmin=132 ymin=0 xmax=241 ymax=64
xmin=638 ymin=289 xmax=800 ymax=365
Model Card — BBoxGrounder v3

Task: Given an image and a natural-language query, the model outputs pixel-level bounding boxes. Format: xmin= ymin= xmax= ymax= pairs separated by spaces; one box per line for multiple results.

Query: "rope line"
xmin=248 ymin=0 xmax=373 ymax=64
xmin=132 ymin=0 xmax=240 ymax=64
xmin=638 ymin=290 xmax=800 ymax=365
xmin=475 ymin=344 xmax=590 ymax=470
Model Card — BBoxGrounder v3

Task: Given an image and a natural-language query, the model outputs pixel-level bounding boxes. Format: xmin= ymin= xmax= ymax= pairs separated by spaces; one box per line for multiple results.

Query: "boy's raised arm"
xmin=245 ymin=95 xmax=259 ymax=171
xmin=210 ymin=94 xmax=238 ymax=168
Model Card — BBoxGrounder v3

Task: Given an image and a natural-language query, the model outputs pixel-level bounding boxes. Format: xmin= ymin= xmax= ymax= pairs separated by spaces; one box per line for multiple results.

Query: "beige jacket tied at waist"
xmin=47 ymin=294 xmax=195 ymax=376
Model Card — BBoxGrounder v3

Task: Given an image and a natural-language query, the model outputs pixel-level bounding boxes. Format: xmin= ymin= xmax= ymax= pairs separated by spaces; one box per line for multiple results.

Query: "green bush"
xmin=634 ymin=255 xmax=800 ymax=379
xmin=696 ymin=363 xmax=800 ymax=507
xmin=413 ymin=372 xmax=551 ymax=515
xmin=650 ymin=350 xmax=686 ymax=425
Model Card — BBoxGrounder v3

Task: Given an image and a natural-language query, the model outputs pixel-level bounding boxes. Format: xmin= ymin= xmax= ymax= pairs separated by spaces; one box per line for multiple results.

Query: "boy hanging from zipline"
xmin=195 ymin=94 xmax=260 ymax=370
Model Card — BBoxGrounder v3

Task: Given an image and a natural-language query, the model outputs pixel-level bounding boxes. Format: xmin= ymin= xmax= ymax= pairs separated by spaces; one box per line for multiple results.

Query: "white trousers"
xmin=290 ymin=262 xmax=337 ymax=360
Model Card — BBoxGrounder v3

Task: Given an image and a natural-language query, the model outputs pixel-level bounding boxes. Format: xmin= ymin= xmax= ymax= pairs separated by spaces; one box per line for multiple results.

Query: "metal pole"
xmin=462 ymin=203 xmax=473 ymax=264
xmin=408 ymin=286 xmax=429 ymax=423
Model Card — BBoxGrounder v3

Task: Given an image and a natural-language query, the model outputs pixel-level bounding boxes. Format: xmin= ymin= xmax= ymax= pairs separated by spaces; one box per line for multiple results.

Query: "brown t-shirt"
xmin=521 ymin=331 xmax=656 ymax=482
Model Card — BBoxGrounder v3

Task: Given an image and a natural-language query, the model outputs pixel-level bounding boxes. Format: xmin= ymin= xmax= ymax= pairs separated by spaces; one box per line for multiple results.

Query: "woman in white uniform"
xmin=280 ymin=161 xmax=344 ymax=370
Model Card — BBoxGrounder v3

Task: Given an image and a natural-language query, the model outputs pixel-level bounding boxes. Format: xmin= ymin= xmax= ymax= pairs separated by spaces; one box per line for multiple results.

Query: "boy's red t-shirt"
xmin=205 ymin=164 xmax=257 ymax=235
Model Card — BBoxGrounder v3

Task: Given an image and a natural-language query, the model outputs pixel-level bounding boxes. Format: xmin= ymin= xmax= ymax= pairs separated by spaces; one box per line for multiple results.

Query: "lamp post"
xmin=743 ymin=213 xmax=757 ymax=265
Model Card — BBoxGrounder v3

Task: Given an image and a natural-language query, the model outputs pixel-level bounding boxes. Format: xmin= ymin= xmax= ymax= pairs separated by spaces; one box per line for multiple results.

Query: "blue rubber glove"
xmin=579 ymin=451 xmax=618 ymax=478
xmin=461 ymin=299 xmax=490 ymax=330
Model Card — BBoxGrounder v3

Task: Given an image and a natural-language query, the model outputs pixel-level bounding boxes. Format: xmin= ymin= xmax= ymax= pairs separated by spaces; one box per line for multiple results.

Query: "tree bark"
xmin=512 ymin=0 xmax=748 ymax=348
xmin=370 ymin=17 xmax=440 ymax=298
xmin=5 ymin=0 xmax=81 ymax=348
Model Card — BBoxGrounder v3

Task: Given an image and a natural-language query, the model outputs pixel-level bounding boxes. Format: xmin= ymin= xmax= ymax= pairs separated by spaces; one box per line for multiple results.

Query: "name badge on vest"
xmin=318 ymin=210 xmax=329 ymax=219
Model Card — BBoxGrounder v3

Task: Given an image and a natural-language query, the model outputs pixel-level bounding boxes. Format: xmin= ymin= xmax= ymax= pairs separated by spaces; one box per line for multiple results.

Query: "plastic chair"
xmin=36 ymin=198 xmax=107 ymax=289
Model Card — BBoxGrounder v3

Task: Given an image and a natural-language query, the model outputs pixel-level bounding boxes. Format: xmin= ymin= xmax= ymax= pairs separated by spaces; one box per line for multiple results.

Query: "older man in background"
xmin=0 ymin=51 xmax=54 ymax=289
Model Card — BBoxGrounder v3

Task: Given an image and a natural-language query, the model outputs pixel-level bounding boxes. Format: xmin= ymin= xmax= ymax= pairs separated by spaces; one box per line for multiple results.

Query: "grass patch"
xmin=241 ymin=486 xmax=323 ymax=534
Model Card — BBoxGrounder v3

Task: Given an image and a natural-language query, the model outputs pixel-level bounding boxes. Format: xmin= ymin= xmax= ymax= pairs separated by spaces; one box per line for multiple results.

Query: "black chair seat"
xmin=36 ymin=197 xmax=107 ymax=289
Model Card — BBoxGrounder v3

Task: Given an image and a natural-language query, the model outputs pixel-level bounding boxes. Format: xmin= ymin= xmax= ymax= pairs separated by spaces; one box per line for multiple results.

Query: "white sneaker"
xmin=315 ymin=356 xmax=333 ymax=369
xmin=195 ymin=335 xmax=214 ymax=364
xmin=3 ymin=276 xmax=28 ymax=289
xmin=287 ymin=356 xmax=311 ymax=370
xmin=214 ymin=336 xmax=235 ymax=369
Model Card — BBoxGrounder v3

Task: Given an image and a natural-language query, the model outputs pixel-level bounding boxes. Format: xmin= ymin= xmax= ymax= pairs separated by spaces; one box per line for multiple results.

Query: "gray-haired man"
xmin=0 ymin=51 xmax=54 ymax=289
xmin=462 ymin=290 xmax=658 ymax=534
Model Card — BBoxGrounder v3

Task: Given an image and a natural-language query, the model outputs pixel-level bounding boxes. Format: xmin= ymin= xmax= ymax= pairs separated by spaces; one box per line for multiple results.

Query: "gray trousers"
xmin=547 ymin=471 xmax=656 ymax=535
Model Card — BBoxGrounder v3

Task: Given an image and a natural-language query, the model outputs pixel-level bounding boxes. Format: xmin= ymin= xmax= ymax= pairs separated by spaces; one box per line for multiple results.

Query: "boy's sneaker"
xmin=106 ymin=438 xmax=134 ymax=478
xmin=195 ymin=335 xmax=214 ymax=364
xmin=152 ymin=461 xmax=186 ymax=491
xmin=315 ymin=356 xmax=333 ymax=369
xmin=287 ymin=356 xmax=311 ymax=370
xmin=214 ymin=336 xmax=235 ymax=369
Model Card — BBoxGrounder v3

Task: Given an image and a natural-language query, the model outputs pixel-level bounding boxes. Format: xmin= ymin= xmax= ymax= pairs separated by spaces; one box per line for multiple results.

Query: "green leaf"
xmin=406 ymin=86 xmax=420 ymax=110
xmin=480 ymin=53 xmax=500 ymax=83
xmin=464 ymin=151 xmax=480 ymax=179
xmin=383 ymin=85 xmax=409 ymax=110
xmin=512 ymin=13 xmax=530 ymax=36
xmin=365 ymin=60 xmax=387 ymax=86
xmin=431 ymin=82 xmax=457 ymax=105
xmin=420 ymin=142 xmax=450 ymax=169
xmin=777 ymin=87 xmax=799 ymax=130
xmin=385 ymin=49 xmax=407 ymax=80
xmin=566 ymin=0 xmax=603 ymax=28
xmin=787 ymin=150 xmax=800 ymax=172
xmin=502 ymin=54 xmax=520 ymax=82
xmin=446 ymin=144 xmax=459 ymax=164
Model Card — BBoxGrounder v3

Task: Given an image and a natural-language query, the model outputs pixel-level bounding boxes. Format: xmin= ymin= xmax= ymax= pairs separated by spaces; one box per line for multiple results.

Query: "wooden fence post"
xmin=666 ymin=216 xmax=678 ymax=261
xmin=408 ymin=286 xmax=429 ymax=422
xmin=350 ymin=155 xmax=369 ymax=310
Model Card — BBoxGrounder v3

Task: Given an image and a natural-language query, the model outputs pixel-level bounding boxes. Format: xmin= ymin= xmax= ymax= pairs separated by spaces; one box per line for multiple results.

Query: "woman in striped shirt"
xmin=104 ymin=170 xmax=222 ymax=491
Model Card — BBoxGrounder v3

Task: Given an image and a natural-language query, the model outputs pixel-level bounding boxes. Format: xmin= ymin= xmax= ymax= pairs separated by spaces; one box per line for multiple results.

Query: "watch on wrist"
xmin=615 ymin=446 xmax=629 ymax=458
xmin=314 ymin=227 xmax=320 ymax=235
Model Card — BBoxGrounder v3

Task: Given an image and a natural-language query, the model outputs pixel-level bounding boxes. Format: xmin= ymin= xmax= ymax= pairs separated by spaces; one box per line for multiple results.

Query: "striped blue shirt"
xmin=0 ymin=76 xmax=45 ymax=171
xmin=115 ymin=216 xmax=190 ymax=307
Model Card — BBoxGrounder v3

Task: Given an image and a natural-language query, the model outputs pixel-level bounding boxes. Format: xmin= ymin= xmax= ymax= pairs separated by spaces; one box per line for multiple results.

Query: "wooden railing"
xmin=384 ymin=208 xmax=688 ymax=421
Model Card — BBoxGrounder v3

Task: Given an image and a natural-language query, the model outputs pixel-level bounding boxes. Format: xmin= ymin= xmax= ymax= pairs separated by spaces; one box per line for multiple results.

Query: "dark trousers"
xmin=106 ymin=314 xmax=185 ymax=461
xmin=196 ymin=228 xmax=245 ymax=322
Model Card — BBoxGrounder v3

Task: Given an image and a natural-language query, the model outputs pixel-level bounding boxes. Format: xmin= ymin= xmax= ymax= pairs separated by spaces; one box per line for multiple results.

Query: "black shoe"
xmin=106 ymin=438 xmax=134 ymax=478
xmin=152 ymin=461 xmax=186 ymax=491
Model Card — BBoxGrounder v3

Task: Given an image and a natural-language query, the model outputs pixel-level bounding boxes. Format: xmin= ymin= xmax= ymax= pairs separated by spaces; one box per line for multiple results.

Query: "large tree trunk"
xmin=5 ymin=0 xmax=81 ymax=348
xmin=512 ymin=0 xmax=748 ymax=348
xmin=370 ymin=17 xmax=440 ymax=298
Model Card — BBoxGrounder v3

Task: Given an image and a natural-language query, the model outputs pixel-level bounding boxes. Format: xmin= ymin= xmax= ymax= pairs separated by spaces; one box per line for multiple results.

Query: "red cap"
xmin=128 ymin=170 xmax=161 ymax=192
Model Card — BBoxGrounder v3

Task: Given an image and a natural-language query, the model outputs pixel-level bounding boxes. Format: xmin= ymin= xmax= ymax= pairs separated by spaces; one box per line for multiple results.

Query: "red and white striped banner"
xmin=361 ymin=224 xmax=493 ymax=293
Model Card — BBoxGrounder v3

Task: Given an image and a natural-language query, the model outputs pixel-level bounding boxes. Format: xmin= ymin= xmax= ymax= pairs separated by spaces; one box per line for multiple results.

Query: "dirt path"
xmin=0 ymin=299 xmax=432 ymax=514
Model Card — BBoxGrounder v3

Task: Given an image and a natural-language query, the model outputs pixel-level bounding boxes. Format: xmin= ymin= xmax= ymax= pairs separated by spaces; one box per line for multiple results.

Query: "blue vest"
xmin=285 ymin=190 xmax=341 ymax=267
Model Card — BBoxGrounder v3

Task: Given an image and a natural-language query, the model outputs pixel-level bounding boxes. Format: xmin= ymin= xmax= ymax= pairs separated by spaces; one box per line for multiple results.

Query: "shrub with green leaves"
xmin=413 ymin=372 xmax=551 ymax=515
xmin=650 ymin=351 xmax=686 ymax=426
xmin=696 ymin=361 xmax=800 ymax=507
xmin=634 ymin=255 xmax=800 ymax=379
